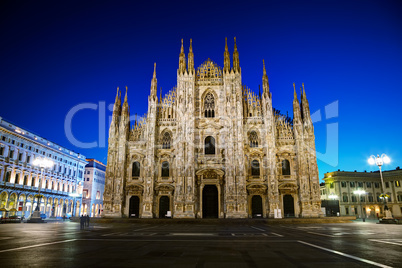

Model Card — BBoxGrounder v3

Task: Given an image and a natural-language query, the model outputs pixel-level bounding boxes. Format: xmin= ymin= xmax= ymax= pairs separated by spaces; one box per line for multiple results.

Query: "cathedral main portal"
xmin=202 ymin=185 xmax=219 ymax=218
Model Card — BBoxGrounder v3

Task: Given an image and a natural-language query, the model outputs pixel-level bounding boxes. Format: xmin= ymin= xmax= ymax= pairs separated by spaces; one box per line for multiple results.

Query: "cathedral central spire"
xmin=233 ymin=37 xmax=240 ymax=73
xmin=188 ymin=39 xmax=194 ymax=73
xmin=224 ymin=37 xmax=230 ymax=73
xmin=179 ymin=39 xmax=186 ymax=74
xmin=150 ymin=63 xmax=157 ymax=98
xmin=262 ymin=59 xmax=270 ymax=97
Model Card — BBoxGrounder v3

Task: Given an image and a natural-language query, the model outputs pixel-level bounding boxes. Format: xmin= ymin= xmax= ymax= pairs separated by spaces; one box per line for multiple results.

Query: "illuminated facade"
xmin=0 ymin=116 xmax=87 ymax=219
xmin=103 ymin=38 xmax=323 ymax=218
xmin=82 ymin=159 xmax=106 ymax=217
xmin=322 ymin=169 xmax=402 ymax=218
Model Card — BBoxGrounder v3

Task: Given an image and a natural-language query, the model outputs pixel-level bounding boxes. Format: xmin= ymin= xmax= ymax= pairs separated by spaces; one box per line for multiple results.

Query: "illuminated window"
xmin=251 ymin=160 xmax=260 ymax=176
xmin=161 ymin=161 xmax=169 ymax=177
xmin=282 ymin=160 xmax=290 ymax=176
xmin=205 ymin=136 xmax=215 ymax=155
xmin=341 ymin=181 xmax=346 ymax=187
xmin=132 ymin=162 xmax=140 ymax=178
xmin=395 ymin=181 xmax=400 ymax=187
xmin=96 ymin=191 xmax=100 ymax=200
xmin=350 ymin=182 xmax=355 ymax=188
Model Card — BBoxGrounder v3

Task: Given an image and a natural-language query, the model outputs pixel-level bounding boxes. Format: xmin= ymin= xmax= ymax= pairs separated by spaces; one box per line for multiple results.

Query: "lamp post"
xmin=28 ymin=157 xmax=53 ymax=223
xmin=353 ymin=189 xmax=366 ymax=220
xmin=368 ymin=154 xmax=392 ymax=219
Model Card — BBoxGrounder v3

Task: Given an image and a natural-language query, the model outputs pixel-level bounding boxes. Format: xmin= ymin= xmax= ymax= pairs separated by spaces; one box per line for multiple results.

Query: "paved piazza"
xmin=0 ymin=220 xmax=400 ymax=267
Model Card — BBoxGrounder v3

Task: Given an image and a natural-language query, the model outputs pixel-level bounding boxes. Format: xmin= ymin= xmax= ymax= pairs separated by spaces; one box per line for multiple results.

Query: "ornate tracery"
xmin=249 ymin=131 xmax=258 ymax=148
xmin=204 ymin=93 xmax=215 ymax=118
xmin=162 ymin=132 xmax=171 ymax=149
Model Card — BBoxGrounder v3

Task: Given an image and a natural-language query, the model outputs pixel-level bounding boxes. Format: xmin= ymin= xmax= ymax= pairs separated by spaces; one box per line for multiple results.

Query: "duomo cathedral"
xmin=103 ymin=38 xmax=323 ymax=218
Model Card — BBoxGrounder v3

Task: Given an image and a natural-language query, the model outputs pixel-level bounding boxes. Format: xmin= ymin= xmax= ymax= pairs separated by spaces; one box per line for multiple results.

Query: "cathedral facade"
xmin=103 ymin=38 xmax=323 ymax=219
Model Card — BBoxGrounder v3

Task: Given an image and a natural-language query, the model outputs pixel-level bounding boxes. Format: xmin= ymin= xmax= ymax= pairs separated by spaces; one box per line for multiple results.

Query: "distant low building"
xmin=0 ymin=116 xmax=87 ymax=219
xmin=322 ymin=169 xmax=402 ymax=218
xmin=82 ymin=159 xmax=106 ymax=217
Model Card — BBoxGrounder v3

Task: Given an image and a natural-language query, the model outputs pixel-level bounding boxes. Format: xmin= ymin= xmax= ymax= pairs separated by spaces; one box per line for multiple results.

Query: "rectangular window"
xmin=374 ymin=182 xmax=380 ymax=188
xmin=27 ymin=155 xmax=31 ymax=163
xmin=395 ymin=181 xmax=400 ymax=187
xmin=20 ymin=143 xmax=24 ymax=148
xmin=385 ymin=182 xmax=390 ymax=188
xmin=18 ymin=153 xmax=22 ymax=161
xmin=350 ymin=182 xmax=355 ymax=188
xmin=9 ymin=150 xmax=14 ymax=158
xmin=345 ymin=207 xmax=349 ymax=215
xmin=343 ymin=195 xmax=348 ymax=202
xmin=341 ymin=181 xmax=346 ymax=187
xmin=358 ymin=182 xmax=363 ymax=188
xmin=0 ymin=147 xmax=3 ymax=156
xmin=366 ymin=182 xmax=371 ymax=188
xmin=330 ymin=183 xmax=334 ymax=188
xmin=1 ymin=136 xmax=5 ymax=141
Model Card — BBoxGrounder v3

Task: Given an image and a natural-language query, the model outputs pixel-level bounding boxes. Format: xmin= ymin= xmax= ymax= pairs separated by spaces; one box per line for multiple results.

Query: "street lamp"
xmin=28 ymin=157 xmax=53 ymax=223
xmin=368 ymin=154 xmax=392 ymax=219
xmin=353 ymin=189 xmax=366 ymax=220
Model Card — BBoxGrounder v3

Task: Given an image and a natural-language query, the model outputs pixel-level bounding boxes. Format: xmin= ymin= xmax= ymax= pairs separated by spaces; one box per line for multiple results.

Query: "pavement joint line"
xmin=101 ymin=232 xmax=122 ymax=237
xmin=250 ymin=226 xmax=266 ymax=232
xmin=307 ymin=231 xmax=336 ymax=238
xmin=75 ymin=239 xmax=298 ymax=242
xmin=0 ymin=239 xmax=77 ymax=253
xmin=0 ymin=237 xmax=13 ymax=241
xmin=298 ymin=241 xmax=393 ymax=268
xmin=133 ymin=225 xmax=163 ymax=232
xmin=271 ymin=232 xmax=284 ymax=237
xmin=369 ymin=239 xmax=402 ymax=246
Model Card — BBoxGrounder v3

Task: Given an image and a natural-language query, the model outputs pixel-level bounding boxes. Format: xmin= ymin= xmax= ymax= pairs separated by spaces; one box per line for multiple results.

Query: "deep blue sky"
xmin=1 ymin=0 xmax=401 ymax=180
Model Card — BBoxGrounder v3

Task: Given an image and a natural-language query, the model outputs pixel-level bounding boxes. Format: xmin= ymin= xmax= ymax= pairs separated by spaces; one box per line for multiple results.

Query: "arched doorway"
xmin=202 ymin=185 xmax=218 ymax=218
xmin=251 ymin=195 xmax=263 ymax=218
xmin=283 ymin=195 xmax=295 ymax=217
xmin=159 ymin=196 xmax=170 ymax=218
xmin=129 ymin=196 xmax=140 ymax=218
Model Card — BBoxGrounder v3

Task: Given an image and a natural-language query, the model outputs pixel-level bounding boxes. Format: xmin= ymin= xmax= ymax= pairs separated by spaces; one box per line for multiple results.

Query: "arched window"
xmin=282 ymin=159 xmax=291 ymax=176
xmin=251 ymin=160 xmax=260 ymax=176
xmin=132 ymin=162 xmax=140 ymax=178
xmin=15 ymin=173 xmax=20 ymax=184
xmin=204 ymin=92 xmax=215 ymax=118
xmin=161 ymin=161 xmax=169 ymax=177
xmin=162 ymin=132 xmax=171 ymax=149
xmin=5 ymin=171 xmax=11 ymax=182
xmin=205 ymin=136 xmax=215 ymax=155
xmin=24 ymin=175 xmax=28 ymax=185
xmin=249 ymin=131 xmax=258 ymax=148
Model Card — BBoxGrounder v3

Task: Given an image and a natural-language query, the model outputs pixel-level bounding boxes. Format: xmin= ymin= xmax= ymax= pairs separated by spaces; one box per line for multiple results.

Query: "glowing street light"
xmin=368 ymin=154 xmax=391 ymax=218
xmin=28 ymin=157 xmax=54 ymax=223
xmin=328 ymin=194 xmax=338 ymax=200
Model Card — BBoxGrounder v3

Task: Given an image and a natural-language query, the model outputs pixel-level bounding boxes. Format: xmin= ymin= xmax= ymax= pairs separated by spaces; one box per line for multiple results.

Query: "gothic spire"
xmin=122 ymin=86 xmax=129 ymax=116
xmin=233 ymin=37 xmax=240 ymax=73
xmin=224 ymin=37 xmax=230 ymax=73
xmin=150 ymin=63 xmax=157 ymax=98
xmin=262 ymin=59 xmax=270 ymax=97
xmin=188 ymin=39 xmax=194 ymax=73
xmin=293 ymin=83 xmax=302 ymax=125
xmin=179 ymin=39 xmax=186 ymax=74
xmin=113 ymin=87 xmax=121 ymax=116
xmin=159 ymin=87 xmax=162 ymax=104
